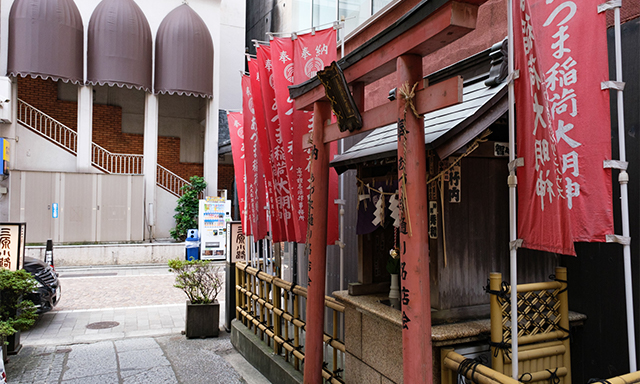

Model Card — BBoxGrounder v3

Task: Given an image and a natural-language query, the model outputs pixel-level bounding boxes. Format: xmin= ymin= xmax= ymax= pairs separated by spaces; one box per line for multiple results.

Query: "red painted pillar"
xmin=397 ymin=54 xmax=432 ymax=383
xmin=303 ymin=101 xmax=332 ymax=384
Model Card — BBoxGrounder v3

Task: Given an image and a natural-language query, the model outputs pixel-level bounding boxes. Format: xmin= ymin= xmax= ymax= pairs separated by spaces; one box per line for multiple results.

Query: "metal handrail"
xmin=18 ymin=99 xmax=77 ymax=154
xmin=157 ymin=165 xmax=191 ymax=197
xmin=17 ymin=98 xmax=193 ymax=196
xmin=91 ymin=142 xmax=143 ymax=175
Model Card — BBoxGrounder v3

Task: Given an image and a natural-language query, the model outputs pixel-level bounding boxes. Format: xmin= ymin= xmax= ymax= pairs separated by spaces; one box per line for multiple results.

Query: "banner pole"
xmin=507 ymin=0 xmax=519 ymax=378
xmin=611 ymin=3 xmax=637 ymax=372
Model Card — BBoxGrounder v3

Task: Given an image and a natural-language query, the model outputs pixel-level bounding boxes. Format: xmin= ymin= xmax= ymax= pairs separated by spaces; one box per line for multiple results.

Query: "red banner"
xmin=241 ymin=74 xmax=268 ymax=240
xmin=255 ymin=46 xmax=295 ymax=242
xmin=248 ymin=57 xmax=284 ymax=242
xmin=514 ymin=0 xmax=613 ymax=254
xmin=271 ymin=36 xmax=310 ymax=243
xmin=294 ymin=28 xmax=340 ymax=245
xmin=293 ymin=27 xmax=337 ymax=85
xmin=227 ymin=111 xmax=247 ymax=230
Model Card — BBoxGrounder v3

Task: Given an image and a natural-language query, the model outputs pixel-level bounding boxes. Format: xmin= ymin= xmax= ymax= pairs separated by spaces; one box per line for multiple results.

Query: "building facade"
xmin=0 ymin=0 xmax=246 ymax=243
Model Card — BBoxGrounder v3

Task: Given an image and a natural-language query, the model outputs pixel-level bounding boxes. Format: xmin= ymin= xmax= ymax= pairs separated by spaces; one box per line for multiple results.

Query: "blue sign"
xmin=52 ymin=203 xmax=58 ymax=219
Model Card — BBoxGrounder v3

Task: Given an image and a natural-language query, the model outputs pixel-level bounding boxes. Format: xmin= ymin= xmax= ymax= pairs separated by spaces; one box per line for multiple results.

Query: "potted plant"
xmin=0 ymin=269 xmax=38 ymax=357
xmin=168 ymin=258 xmax=222 ymax=338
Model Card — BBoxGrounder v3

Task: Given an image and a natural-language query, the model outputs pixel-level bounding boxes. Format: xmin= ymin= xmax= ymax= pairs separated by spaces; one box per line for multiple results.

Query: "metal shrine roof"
xmin=330 ymin=75 xmax=507 ymax=172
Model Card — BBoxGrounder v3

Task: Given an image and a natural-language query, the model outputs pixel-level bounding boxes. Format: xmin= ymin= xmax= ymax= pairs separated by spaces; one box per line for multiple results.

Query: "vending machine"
xmin=198 ymin=197 xmax=231 ymax=261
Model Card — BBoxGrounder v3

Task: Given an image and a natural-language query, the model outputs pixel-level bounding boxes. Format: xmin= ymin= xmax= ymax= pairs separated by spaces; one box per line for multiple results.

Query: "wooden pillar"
xmin=396 ymin=54 xmax=432 ymax=383
xmin=303 ymin=101 xmax=332 ymax=384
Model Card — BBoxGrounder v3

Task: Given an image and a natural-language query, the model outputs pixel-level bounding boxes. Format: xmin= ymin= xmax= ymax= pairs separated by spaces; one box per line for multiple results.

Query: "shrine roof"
xmin=330 ymin=75 xmax=507 ymax=173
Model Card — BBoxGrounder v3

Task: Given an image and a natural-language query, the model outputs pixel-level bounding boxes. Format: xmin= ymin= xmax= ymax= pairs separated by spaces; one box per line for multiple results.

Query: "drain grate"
xmin=86 ymin=321 xmax=120 ymax=329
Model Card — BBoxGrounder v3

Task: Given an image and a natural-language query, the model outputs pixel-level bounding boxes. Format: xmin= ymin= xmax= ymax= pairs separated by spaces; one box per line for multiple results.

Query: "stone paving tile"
xmin=63 ymin=341 xmax=118 ymax=379
xmin=54 ymin=269 xmax=186 ymax=311
xmin=5 ymin=263 xmax=269 ymax=383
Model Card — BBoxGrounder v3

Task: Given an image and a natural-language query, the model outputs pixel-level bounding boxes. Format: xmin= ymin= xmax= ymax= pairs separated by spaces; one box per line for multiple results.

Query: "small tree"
xmin=170 ymin=176 xmax=207 ymax=242
xmin=168 ymin=259 xmax=222 ymax=304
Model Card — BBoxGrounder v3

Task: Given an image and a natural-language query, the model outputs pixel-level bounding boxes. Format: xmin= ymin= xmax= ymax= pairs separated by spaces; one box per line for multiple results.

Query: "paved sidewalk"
xmin=21 ymin=303 xmax=186 ymax=346
xmin=3 ymin=263 xmax=270 ymax=383
xmin=6 ymin=333 xmax=269 ymax=383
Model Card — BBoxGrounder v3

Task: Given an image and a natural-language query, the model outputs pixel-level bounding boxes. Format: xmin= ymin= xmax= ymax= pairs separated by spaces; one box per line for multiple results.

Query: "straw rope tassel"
xmin=399 ymin=81 xmax=422 ymax=120
xmin=397 ymin=81 xmax=420 ymax=238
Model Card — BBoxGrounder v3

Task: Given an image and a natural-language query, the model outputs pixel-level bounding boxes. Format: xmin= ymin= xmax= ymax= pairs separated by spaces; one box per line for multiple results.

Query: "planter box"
xmin=185 ymin=300 xmax=220 ymax=338
xmin=7 ymin=331 xmax=21 ymax=355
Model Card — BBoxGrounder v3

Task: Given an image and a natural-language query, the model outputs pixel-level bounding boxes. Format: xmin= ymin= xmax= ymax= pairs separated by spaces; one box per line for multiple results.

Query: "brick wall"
xmin=218 ymin=164 xmax=235 ymax=194
xmin=607 ymin=0 xmax=640 ymax=26
xmin=18 ymin=76 xmax=205 ymax=181
xmin=18 ymin=76 xmax=79 ymax=130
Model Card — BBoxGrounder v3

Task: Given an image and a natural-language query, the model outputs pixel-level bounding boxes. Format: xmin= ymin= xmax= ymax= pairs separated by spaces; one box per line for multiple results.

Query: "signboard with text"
xmin=226 ymin=221 xmax=246 ymax=263
xmin=0 ymin=222 xmax=26 ymax=271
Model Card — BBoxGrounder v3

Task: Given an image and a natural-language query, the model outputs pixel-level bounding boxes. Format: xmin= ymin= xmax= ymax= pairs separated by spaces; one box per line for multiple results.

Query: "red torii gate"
xmin=289 ymin=1 xmax=487 ymax=383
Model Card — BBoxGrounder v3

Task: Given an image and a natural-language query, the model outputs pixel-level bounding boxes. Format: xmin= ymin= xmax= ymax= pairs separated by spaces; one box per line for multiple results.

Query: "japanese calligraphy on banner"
xmin=294 ymin=28 xmax=340 ymax=246
xmin=514 ymin=0 xmax=613 ymax=255
xmin=227 ymin=111 xmax=247 ymax=230
xmin=292 ymin=27 xmax=337 ymax=85
xmin=271 ymin=36 xmax=312 ymax=243
xmin=255 ymin=46 xmax=293 ymax=242
xmin=268 ymin=27 xmax=339 ymax=245
xmin=248 ymin=57 xmax=284 ymax=242
xmin=241 ymin=74 xmax=268 ymax=240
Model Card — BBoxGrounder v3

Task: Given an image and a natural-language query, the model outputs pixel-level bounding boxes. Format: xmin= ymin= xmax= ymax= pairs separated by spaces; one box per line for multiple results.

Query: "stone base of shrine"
xmin=230 ymin=319 xmax=303 ymax=384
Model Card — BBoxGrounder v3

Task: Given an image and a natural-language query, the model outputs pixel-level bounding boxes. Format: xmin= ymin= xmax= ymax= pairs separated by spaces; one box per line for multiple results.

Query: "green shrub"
xmin=170 ymin=176 xmax=207 ymax=242
xmin=168 ymin=259 xmax=222 ymax=304
xmin=0 ymin=269 xmax=38 ymax=340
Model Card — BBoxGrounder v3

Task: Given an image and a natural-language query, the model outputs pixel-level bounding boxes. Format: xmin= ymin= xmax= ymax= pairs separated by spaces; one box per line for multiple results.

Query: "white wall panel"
xmin=10 ymin=171 xmax=143 ymax=244
xmin=60 ymin=173 xmax=96 ymax=242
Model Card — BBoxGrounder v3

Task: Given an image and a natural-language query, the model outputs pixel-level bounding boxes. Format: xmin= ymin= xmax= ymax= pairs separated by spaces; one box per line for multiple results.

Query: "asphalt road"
xmin=3 ymin=263 xmax=270 ymax=384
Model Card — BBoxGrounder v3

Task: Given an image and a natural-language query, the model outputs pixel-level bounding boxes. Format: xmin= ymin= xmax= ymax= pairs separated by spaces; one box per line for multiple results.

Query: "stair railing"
xmin=18 ymin=99 xmax=191 ymax=197
xmin=18 ymin=99 xmax=77 ymax=154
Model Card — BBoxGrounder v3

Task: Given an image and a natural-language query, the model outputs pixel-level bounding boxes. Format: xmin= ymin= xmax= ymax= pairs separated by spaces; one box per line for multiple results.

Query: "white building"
xmin=0 ymin=0 xmax=246 ymax=245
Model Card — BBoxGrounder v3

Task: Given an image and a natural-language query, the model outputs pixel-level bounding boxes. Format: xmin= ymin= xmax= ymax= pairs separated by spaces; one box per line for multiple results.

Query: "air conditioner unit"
xmin=0 ymin=77 xmax=12 ymax=124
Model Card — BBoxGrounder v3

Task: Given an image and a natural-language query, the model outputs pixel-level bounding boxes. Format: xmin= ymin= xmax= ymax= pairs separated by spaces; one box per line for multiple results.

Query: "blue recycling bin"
xmin=185 ymin=229 xmax=200 ymax=261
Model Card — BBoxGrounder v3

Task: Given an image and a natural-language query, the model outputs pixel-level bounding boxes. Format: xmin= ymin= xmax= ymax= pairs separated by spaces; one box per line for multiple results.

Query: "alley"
xmin=4 ymin=263 xmax=270 ymax=384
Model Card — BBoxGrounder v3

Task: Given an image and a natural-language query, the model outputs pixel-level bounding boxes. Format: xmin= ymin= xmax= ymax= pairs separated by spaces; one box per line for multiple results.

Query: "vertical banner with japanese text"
xmin=227 ymin=111 xmax=247 ymax=230
xmin=292 ymin=27 xmax=337 ymax=86
xmin=514 ymin=0 xmax=613 ymax=254
xmin=271 ymin=36 xmax=312 ymax=243
xmin=514 ymin=0 xmax=574 ymax=255
xmin=255 ymin=46 xmax=293 ymax=242
xmin=293 ymin=27 xmax=340 ymax=245
xmin=248 ymin=57 xmax=283 ymax=242
xmin=241 ymin=74 xmax=268 ymax=240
